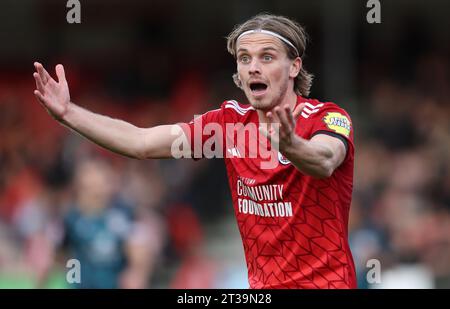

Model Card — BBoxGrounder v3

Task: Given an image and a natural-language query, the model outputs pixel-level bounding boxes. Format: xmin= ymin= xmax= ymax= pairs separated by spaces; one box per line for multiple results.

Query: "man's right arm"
xmin=62 ymin=104 xmax=185 ymax=159
xmin=33 ymin=62 xmax=186 ymax=160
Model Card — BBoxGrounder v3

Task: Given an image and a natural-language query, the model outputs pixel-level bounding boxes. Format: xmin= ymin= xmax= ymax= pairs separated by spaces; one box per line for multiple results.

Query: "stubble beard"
xmin=248 ymin=82 xmax=289 ymax=112
xmin=248 ymin=96 xmax=273 ymax=111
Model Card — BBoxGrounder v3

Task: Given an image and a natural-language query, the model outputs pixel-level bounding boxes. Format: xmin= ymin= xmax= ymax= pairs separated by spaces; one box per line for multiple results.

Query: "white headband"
xmin=237 ymin=29 xmax=300 ymax=57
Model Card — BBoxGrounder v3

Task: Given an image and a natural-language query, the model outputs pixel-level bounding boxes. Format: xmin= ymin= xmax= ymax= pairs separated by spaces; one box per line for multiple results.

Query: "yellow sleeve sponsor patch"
xmin=323 ymin=112 xmax=351 ymax=137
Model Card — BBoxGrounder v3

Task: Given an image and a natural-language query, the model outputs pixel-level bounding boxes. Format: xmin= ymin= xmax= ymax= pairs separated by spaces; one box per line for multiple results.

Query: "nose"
xmin=248 ymin=59 xmax=261 ymax=75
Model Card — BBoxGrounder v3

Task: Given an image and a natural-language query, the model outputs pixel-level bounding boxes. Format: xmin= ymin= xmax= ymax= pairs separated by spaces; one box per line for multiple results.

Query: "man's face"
xmin=75 ymin=160 xmax=115 ymax=212
xmin=236 ymin=33 xmax=299 ymax=111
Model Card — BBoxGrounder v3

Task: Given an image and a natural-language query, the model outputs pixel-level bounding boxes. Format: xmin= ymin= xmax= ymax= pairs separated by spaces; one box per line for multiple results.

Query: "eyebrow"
xmin=236 ymin=46 xmax=279 ymax=55
xmin=261 ymin=47 xmax=278 ymax=52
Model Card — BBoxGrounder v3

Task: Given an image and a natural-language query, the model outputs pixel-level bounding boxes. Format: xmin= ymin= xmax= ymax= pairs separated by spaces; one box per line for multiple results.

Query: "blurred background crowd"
xmin=0 ymin=0 xmax=449 ymax=288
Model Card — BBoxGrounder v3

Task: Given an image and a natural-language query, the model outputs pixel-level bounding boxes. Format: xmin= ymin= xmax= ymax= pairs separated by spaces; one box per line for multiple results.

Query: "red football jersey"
xmin=181 ymin=96 xmax=357 ymax=289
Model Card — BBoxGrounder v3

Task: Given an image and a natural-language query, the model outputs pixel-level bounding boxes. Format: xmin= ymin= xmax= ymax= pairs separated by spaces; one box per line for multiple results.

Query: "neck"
xmin=256 ymin=91 xmax=298 ymax=123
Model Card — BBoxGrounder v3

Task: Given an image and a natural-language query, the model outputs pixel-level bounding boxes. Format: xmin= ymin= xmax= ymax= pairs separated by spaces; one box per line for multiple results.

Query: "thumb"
xmin=292 ymin=103 xmax=306 ymax=119
xmin=55 ymin=64 xmax=66 ymax=83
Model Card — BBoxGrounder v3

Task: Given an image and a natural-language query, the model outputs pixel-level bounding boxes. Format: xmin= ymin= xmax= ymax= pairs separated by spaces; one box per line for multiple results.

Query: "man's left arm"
xmin=259 ymin=104 xmax=348 ymax=178
xmin=282 ymin=133 xmax=346 ymax=178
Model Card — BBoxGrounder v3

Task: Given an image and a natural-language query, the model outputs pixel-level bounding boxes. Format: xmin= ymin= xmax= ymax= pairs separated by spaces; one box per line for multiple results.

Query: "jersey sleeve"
xmin=307 ymin=103 xmax=354 ymax=159
xmin=178 ymin=106 xmax=224 ymax=159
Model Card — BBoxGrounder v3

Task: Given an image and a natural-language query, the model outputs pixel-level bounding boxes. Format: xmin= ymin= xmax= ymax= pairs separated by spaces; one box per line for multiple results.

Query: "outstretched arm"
xmin=33 ymin=62 xmax=186 ymax=159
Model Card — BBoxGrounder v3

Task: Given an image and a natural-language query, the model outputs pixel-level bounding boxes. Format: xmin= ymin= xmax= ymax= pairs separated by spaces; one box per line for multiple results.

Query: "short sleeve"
xmin=179 ymin=107 xmax=224 ymax=159
xmin=307 ymin=104 xmax=354 ymax=158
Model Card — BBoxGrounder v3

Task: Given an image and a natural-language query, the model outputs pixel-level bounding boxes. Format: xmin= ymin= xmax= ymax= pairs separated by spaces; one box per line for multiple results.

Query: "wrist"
xmin=60 ymin=102 xmax=75 ymax=126
xmin=281 ymin=134 xmax=302 ymax=156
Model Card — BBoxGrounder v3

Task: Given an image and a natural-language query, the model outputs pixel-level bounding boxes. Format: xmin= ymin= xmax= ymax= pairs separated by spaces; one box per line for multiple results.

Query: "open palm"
xmin=33 ymin=62 xmax=71 ymax=121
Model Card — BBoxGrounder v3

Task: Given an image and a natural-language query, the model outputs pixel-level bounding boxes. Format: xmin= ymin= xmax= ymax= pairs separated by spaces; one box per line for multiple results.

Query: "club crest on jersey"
xmin=323 ymin=112 xmax=351 ymax=137
xmin=277 ymin=152 xmax=291 ymax=165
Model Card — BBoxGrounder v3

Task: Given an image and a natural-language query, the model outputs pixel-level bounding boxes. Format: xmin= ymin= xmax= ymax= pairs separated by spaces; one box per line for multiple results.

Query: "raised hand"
xmin=259 ymin=103 xmax=305 ymax=151
xmin=33 ymin=62 xmax=71 ymax=121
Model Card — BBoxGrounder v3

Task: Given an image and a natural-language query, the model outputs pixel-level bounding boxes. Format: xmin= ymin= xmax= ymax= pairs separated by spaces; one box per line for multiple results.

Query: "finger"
xmin=292 ymin=103 xmax=306 ymax=119
xmin=267 ymin=111 xmax=282 ymax=138
xmin=274 ymin=107 xmax=291 ymax=140
xmin=259 ymin=124 xmax=277 ymax=147
xmin=34 ymin=62 xmax=49 ymax=84
xmin=34 ymin=90 xmax=46 ymax=105
xmin=33 ymin=72 xmax=45 ymax=94
xmin=268 ymin=108 xmax=282 ymax=123
xmin=42 ymin=66 xmax=53 ymax=84
xmin=35 ymin=62 xmax=56 ymax=85
xmin=284 ymin=105 xmax=296 ymax=128
xmin=55 ymin=64 xmax=66 ymax=83
xmin=276 ymin=105 xmax=291 ymax=133
xmin=266 ymin=111 xmax=275 ymax=124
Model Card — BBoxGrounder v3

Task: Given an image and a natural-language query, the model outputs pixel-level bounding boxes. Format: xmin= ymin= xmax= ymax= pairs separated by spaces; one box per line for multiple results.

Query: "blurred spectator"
xmin=58 ymin=158 xmax=155 ymax=288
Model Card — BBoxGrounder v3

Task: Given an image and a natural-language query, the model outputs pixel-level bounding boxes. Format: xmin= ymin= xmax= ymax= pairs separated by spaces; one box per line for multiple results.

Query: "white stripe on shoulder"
xmin=302 ymin=106 xmax=313 ymax=114
xmin=225 ymin=100 xmax=254 ymax=115
xmin=227 ymin=100 xmax=254 ymax=111
xmin=300 ymin=102 xmax=324 ymax=118
xmin=301 ymin=111 xmax=310 ymax=118
xmin=304 ymin=102 xmax=324 ymax=110
xmin=225 ymin=104 xmax=247 ymax=116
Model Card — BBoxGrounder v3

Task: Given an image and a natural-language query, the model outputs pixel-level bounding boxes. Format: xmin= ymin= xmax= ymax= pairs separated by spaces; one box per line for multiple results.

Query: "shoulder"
xmin=298 ymin=98 xmax=354 ymax=143
xmin=298 ymin=98 xmax=350 ymax=120
xmin=221 ymin=99 xmax=255 ymax=116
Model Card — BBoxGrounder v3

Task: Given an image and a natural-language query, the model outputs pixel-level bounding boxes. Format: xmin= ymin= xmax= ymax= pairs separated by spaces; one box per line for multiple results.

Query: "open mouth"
xmin=249 ymin=82 xmax=268 ymax=95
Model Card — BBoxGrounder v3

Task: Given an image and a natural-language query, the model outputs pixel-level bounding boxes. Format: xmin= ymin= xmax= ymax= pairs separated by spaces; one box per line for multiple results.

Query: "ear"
xmin=289 ymin=57 xmax=302 ymax=79
xmin=233 ymin=72 xmax=243 ymax=89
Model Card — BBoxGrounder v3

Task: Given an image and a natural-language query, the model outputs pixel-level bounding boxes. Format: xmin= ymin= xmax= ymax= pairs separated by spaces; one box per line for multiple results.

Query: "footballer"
xmin=33 ymin=14 xmax=356 ymax=289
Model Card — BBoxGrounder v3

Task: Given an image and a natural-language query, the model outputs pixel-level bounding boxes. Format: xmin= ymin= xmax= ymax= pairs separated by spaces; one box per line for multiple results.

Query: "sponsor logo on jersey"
xmin=323 ymin=112 xmax=351 ymax=137
xmin=236 ymin=180 xmax=293 ymax=217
